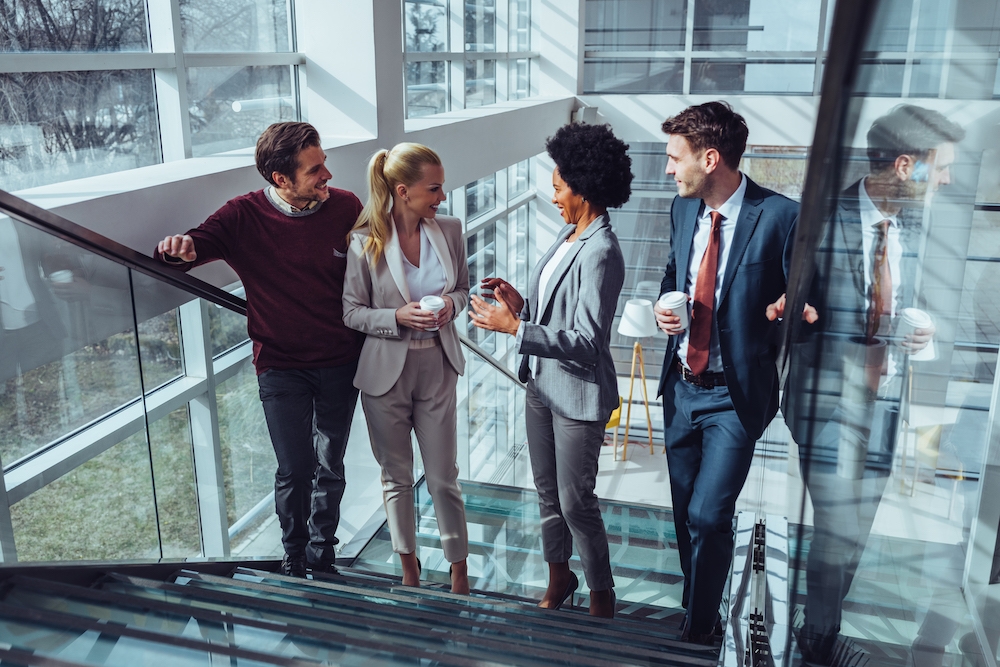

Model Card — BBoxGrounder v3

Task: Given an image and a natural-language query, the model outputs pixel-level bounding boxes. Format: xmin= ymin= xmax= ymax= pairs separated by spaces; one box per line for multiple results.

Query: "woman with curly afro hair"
xmin=471 ymin=122 xmax=632 ymax=618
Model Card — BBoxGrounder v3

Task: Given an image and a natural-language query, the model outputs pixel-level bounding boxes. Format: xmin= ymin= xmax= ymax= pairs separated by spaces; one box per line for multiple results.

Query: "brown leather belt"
xmin=675 ymin=361 xmax=727 ymax=388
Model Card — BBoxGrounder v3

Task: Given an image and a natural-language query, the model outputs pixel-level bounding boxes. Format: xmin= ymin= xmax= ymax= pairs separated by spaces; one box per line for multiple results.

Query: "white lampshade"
xmin=618 ymin=299 xmax=658 ymax=338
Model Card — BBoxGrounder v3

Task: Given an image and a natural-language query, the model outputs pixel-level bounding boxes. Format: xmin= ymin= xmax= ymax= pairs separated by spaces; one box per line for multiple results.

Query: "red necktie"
xmin=866 ymin=220 xmax=892 ymax=341
xmin=688 ymin=211 xmax=722 ymax=376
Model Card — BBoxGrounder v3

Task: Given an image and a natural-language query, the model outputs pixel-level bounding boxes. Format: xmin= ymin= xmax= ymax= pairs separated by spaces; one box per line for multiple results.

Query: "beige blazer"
xmin=343 ymin=215 xmax=468 ymax=397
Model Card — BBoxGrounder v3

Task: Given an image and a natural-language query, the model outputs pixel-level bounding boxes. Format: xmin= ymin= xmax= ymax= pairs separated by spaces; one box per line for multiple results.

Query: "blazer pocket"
xmin=738 ymin=258 xmax=775 ymax=273
xmin=558 ymin=360 xmax=597 ymax=383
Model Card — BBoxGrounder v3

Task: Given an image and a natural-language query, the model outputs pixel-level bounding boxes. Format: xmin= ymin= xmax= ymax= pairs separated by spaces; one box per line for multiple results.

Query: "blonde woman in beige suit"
xmin=342 ymin=143 xmax=470 ymax=594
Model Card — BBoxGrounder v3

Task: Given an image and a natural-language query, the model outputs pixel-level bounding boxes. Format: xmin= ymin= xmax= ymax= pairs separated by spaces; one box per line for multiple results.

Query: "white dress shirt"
xmin=0 ymin=218 xmax=39 ymax=331
xmin=403 ymin=222 xmax=447 ymax=340
xmin=674 ymin=173 xmax=747 ymax=373
xmin=858 ymin=177 xmax=902 ymax=318
xmin=516 ymin=238 xmax=576 ymax=378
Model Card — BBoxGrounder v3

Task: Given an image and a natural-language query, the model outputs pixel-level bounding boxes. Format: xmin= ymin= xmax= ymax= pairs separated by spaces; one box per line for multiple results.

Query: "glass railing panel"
xmin=9 ymin=430 xmax=159 ymax=562
xmin=0 ymin=218 xmax=143 ymax=465
xmin=207 ymin=291 xmax=250 ymax=357
xmin=147 ymin=405 xmax=201 ymax=558
xmin=216 ymin=361 xmax=278 ymax=554
xmin=780 ymin=0 xmax=1000 ymax=663
xmin=352 ymin=480 xmax=685 ymax=618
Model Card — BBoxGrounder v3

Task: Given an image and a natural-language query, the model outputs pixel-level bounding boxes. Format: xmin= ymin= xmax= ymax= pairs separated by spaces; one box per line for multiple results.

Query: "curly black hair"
xmin=545 ymin=123 xmax=633 ymax=209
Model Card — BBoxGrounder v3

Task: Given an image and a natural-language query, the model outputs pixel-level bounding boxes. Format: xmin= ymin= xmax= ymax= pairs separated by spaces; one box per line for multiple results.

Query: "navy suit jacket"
xmin=782 ymin=179 xmax=919 ymax=448
xmin=657 ymin=177 xmax=799 ymax=442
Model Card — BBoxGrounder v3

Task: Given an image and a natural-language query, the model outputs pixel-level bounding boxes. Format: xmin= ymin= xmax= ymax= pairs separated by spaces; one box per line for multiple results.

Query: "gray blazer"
xmin=517 ymin=213 xmax=625 ymax=422
xmin=343 ymin=215 xmax=468 ymax=397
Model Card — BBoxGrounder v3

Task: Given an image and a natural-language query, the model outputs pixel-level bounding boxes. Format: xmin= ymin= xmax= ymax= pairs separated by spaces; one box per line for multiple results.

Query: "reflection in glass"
xmin=179 ymin=0 xmax=291 ymax=52
xmin=0 ymin=71 xmax=161 ymax=192
xmin=465 ymin=0 xmax=496 ymax=52
xmin=187 ymin=65 xmax=296 ymax=157
xmin=10 ymin=431 xmax=159 ymax=562
xmin=508 ymin=160 xmax=530 ymax=198
xmin=510 ymin=58 xmax=530 ymax=99
xmin=466 ymin=175 xmax=497 ymax=221
xmin=465 ymin=59 xmax=497 ymax=107
xmin=509 ymin=0 xmax=531 ymax=51
xmin=405 ymin=61 xmax=448 ymax=118
xmin=585 ymin=0 xmax=685 ymax=50
xmin=137 ymin=308 xmax=183 ymax=391
xmin=583 ymin=59 xmax=683 ymax=94
xmin=404 ymin=1 xmax=448 ymax=52
xmin=466 ymin=226 xmax=496 ymax=348
xmin=0 ymin=221 xmax=143 ymax=464
xmin=208 ymin=301 xmax=250 ymax=357
xmin=0 ymin=0 xmax=149 ymax=52
xmin=216 ymin=361 xmax=276 ymax=549
xmin=148 ymin=407 xmax=201 ymax=558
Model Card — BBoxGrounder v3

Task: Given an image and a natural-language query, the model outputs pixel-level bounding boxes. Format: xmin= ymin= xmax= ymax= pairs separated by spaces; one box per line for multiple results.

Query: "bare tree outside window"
xmin=0 ymin=0 xmax=159 ymax=192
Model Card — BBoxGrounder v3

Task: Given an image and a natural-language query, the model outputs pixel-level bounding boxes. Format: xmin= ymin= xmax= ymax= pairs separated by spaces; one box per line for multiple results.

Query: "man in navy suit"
xmin=653 ymin=101 xmax=802 ymax=644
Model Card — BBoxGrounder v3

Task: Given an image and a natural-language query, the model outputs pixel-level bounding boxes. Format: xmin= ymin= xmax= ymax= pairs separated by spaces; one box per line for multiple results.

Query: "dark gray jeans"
xmin=257 ymin=361 xmax=359 ymax=564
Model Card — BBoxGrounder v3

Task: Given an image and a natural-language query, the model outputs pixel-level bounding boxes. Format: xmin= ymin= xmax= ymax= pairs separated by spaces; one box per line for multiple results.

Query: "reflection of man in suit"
xmin=782 ymin=105 xmax=964 ymax=665
xmin=653 ymin=101 xmax=800 ymax=644
xmin=0 ymin=219 xmax=66 ymax=386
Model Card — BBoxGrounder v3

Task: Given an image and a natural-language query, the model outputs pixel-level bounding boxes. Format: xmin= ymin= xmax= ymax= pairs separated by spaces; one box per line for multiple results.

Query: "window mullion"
xmin=148 ymin=0 xmax=192 ymax=161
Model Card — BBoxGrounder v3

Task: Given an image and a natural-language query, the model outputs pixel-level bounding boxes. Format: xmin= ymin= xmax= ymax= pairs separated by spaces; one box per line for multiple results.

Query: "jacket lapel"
xmin=718 ymin=181 xmax=764 ymax=306
xmin=383 ymin=224 xmax=411 ymax=303
xmin=676 ymin=199 xmax=698 ymax=293
xmin=534 ymin=224 xmax=577 ymax=320
xmin=422 ymin=217 xmax=456 ymax=293
xmin=837 ymin=183 xmax=867 ymax=302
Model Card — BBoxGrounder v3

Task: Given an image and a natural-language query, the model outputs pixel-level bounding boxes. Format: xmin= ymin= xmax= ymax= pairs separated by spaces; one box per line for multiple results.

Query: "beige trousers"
xmin=360 ymin=342 xmax=469 ymax=562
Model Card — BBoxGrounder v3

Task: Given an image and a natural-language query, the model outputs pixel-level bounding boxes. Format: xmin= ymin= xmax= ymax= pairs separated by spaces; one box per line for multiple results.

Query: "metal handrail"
xmin=0 ymin=188 xmax=247 ymax=315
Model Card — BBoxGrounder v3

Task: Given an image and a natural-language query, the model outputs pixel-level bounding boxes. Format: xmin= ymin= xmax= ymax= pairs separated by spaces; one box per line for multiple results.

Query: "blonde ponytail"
xmin=351 ymin=143 xmax=442 ymax=266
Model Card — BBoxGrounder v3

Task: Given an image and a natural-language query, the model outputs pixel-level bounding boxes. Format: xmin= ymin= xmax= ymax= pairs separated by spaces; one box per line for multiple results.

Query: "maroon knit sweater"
xmin=154 ymin=188 xmax=364 ymax=374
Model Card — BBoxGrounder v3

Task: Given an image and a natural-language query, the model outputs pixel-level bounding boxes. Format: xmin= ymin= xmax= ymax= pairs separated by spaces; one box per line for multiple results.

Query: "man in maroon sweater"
xmin=155 ymin=122 xmax=363 ymax=577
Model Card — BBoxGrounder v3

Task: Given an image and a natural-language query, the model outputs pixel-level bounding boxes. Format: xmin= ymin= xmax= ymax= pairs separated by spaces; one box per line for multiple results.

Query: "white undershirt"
xmin=402 ymin=222 xmax=447 ymax=339
xmin=525 ymin=239 xmax=576 ymax=377
xmin=0 ymin=219 xmax=39 ymax=331
xmin=674 ymin=173 xmax=747 ymax=373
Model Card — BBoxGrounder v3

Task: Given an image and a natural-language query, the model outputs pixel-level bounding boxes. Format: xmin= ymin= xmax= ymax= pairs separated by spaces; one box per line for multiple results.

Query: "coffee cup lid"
xmin=901 ymin=307 xmax=932 ymax=328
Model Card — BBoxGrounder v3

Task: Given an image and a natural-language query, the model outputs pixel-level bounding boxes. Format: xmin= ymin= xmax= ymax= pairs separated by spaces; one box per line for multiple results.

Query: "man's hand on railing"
xmin=157 ymin=234 xmax=197 ymax=263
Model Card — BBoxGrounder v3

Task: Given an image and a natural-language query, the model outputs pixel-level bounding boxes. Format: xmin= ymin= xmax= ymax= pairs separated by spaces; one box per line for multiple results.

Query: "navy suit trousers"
xmin=662 ymin=368 xmax=756 ymax=634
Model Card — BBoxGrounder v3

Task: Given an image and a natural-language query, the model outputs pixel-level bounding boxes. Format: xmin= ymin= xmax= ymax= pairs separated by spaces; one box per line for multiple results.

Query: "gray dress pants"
xmin=525 ymin=379 xmax=614 ymax=591
xmin=361 ymin=341 xmax=469 ymax=562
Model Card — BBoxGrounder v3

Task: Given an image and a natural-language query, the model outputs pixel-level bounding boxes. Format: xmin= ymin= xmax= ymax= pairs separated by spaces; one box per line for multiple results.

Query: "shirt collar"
xmin=268 ymin=186 xmax=320 ymax=215
xmin=703 ymin=172 xmax=747 ymax=222
xmin=858 ymin=178 xmax=900 ymax=230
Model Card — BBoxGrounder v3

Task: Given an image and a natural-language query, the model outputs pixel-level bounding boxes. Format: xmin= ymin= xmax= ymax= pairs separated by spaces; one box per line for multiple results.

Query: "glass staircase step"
xmin=99 ymin=572 xmax=704 ymax=666
xmin=0 ymin=597 xmax=298 ymax=666
xmin=174 ymin=570 xmax=714 ymax=665
xmin=0 ymin=574 xmax=435 ymax=667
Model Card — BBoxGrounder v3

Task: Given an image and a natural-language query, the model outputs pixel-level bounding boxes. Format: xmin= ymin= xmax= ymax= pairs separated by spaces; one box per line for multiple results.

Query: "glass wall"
xmin=403 ymin=0 xmax=535 ymax=119
xmin=778 ymin=0 xmax=1000 ymax=664
xmin=584 ymin=0 xmax=827 ymax=95
xmin=0 ymin=0 xmax=300 ymax=192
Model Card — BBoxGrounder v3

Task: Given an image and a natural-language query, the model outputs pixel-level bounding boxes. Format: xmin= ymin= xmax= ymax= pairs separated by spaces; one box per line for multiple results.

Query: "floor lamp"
xmin=614 ymin=299 xmax=658 ymax=461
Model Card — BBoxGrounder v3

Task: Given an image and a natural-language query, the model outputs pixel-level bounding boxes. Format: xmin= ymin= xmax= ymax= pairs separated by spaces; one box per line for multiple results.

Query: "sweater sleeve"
xmin=152 ymin=201 xmax=237 ymax=271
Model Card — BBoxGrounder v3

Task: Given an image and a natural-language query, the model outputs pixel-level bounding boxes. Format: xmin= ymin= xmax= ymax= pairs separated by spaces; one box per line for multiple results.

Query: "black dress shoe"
xmin=681 ymin=616 xmax=724 ymax=645
xmin=279 ymin=553 xmax=307 ymax=578
xmin=306 ymin=558 xmax=339 ymax=575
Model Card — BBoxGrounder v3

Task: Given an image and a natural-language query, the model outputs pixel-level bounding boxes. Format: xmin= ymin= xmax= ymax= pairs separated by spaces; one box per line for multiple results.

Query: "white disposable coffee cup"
xmin=657 ymin=291 xmax=690 ymax=331
xmin=419 ymin=295 xmax=446 ymax=332
xmin=899 ymin=307 xmax=935 ymax=361
xmin=48 ymin=270 xmax=74 ymax=284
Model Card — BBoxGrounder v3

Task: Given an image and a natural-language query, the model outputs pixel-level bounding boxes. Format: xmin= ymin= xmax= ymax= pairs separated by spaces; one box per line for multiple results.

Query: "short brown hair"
xmin=255 ymin=122 xmax=321 ymax=186
xmin=661 ymin=101 xmax=748 ymax=170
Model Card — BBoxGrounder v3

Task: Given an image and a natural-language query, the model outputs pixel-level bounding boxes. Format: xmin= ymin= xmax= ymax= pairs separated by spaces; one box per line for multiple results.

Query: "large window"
xmin=403 ymin=0 xmax=536 ymax=119
xmin=0 ymin=0 xmax=301 ymax=192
